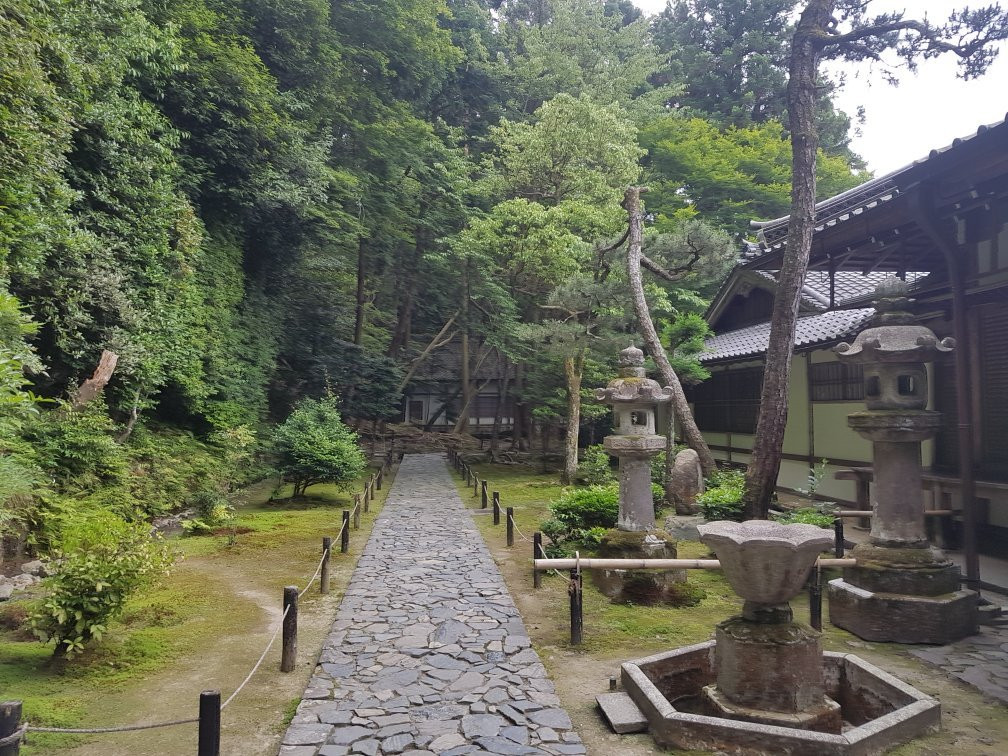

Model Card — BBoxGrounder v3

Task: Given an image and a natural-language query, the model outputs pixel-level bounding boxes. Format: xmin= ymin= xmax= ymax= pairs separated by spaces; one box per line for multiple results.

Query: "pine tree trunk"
xmin=454 ymin=265 xmax=473 ymax=434
xmin=742 ymin=1 xmax=828 ymax=519
xmin=561 ymin=351 xmax=584 ymax=484
xmin=510 ymin=362 xmax=525 ymax=450
xmin=624 ymin=187 xmax=716 ymax=476
xmin=490 ymin=357 xmax=510 ymax=453
xmin=354 ymin=237 xmax=367 ymax=345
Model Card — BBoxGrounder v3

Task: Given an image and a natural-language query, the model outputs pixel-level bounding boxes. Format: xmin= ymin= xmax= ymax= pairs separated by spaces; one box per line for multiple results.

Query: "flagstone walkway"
xmin=279 ymin=454 xmax=585 ymax=756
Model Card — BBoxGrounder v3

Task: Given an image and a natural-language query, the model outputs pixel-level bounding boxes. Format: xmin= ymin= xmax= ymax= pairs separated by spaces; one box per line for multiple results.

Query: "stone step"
xmin=978 ymin=604 xmax=1003 ymax=624
xmin=596 ymin=692 xmax=648 ymax=734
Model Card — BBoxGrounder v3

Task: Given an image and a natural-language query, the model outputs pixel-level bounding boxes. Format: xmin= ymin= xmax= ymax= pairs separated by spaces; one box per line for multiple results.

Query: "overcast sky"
xmin=631 ymin=0 xmax=1008 ymax=175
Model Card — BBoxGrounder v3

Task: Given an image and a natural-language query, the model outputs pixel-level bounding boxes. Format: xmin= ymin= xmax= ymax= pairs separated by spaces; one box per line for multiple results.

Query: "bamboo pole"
xmin=834 ymin=509 xmax=957 ymax=518
xmin=534 ymin=557 xmax=856 ymax=571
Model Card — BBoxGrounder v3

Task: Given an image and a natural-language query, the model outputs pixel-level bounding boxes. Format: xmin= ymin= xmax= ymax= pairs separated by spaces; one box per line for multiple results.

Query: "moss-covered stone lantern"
xmin=596 ymin=346 xmax=671 ymax=531
xmin=592 ymin=346 xmax=687 ymax=605
xmin=827 ymin=277 xmax=977 ymax=643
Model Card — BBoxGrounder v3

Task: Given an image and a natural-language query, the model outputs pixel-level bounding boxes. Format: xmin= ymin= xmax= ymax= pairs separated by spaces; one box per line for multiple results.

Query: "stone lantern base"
xmin=828 ymin=581 xmax=977 ymax=645
xmin=591 ymin=529 xmax=688 ymax=606
xmin=828 ymin=542 xmax=977 ymax=644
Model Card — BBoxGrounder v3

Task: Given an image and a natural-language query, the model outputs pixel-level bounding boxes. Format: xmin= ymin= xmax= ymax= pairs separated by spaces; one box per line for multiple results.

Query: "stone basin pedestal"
xmin=610 ymin=519 xmax=941 ymax=754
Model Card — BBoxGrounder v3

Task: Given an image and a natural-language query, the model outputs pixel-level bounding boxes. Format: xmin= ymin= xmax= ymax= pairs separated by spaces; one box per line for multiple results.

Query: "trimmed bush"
xmin=273 ymin=396 xmax=366 ymax=497
xmin=697 ymin=468 xmax=746 ymax=521
xmin=773 ymin=507 xmax=835 ymax=528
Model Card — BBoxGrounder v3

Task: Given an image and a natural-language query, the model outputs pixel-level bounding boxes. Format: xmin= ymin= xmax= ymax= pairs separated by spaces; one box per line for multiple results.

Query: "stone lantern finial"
xmin=619 ymin=345 xmax=646 ymax=377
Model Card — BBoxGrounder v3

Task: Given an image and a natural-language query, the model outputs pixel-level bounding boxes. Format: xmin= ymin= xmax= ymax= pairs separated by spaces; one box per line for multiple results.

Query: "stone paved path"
xmin=279 ymin=454 xmax=585 ymax=756
xmin=909 ymin=623 xmax=1008 ymax=704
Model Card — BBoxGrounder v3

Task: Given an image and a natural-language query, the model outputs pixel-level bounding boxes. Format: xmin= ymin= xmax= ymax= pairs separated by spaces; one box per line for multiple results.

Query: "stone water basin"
xmin=622 ymin=640 xmax=940 ymax=756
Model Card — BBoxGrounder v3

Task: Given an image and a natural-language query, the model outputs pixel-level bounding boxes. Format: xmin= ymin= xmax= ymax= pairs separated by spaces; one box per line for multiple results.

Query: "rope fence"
xmin=2 ymin=449 xmax=401 ymax=756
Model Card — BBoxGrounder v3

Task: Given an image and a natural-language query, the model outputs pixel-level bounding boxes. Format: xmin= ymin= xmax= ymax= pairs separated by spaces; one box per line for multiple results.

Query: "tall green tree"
xmin=744 ymin=1 xmax=1008 ymax=519
xmin=653 ymin=0 xmax=857 ymax=160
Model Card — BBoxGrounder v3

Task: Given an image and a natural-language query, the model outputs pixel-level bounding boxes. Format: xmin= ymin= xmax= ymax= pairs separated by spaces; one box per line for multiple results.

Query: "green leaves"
xmin=28 ymin=510 xmax=174 ymax=656
xmin=273 ymin=396 xmax=367 ymax=496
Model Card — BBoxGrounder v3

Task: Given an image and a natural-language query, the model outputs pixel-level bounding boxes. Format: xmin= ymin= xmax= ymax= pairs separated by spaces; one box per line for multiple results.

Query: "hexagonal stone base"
xmin=827 ymin=578 xmax=978 ymax=644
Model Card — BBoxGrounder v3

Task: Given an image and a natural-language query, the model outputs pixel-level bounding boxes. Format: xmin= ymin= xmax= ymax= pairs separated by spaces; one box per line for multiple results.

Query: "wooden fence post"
xmin=198 ymin=690 xmax=221 ymax=756
xmin=320 ymin=537 xmax=331 ymax=594
xmin=377 ymin=468 xmax=384 ymax=490
xmin=507 ymin=508 xmax=514 ymax=547
xmin=533 ymin=533 xmax=542 ymax=589
xmin=281 ymin=587 xmax=298 ymax=672
xmin=834 ymin=518 xmax=845 ymax=558
xmin=341 ymin=511 xmax=350 ymax=553
xmin=1 ymin=700 xmax=23 ymax=756
xmin=493 ymin=492 xmax=500 ymax=525
xmin=481 ymin=480 xmax=488 ymax=509
xmin=808 ymin=567 xmax=823 ymax=631
xmin=353 ymin=499 xmax=360 ymax=530
xmin=569 ymin=569 xmax=583 ymax=645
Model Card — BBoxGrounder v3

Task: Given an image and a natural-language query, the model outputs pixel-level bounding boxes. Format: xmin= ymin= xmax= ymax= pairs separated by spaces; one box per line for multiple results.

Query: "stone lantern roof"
xmin=594 ymin=346 xmax=673 ymax=404
xmin=834 ymin=278 xmax=954 ymax=364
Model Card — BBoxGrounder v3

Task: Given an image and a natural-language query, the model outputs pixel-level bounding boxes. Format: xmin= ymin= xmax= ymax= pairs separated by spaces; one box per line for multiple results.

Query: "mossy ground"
xmin=456 ymin=458 xmax=1008 ymax=756
xmin=1 ymin=467 xmax=393 ymax=755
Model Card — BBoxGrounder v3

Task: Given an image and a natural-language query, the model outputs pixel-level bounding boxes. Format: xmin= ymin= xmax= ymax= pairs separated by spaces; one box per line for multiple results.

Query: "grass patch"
xmin=1 ymin=466 xmax=392 ymax=755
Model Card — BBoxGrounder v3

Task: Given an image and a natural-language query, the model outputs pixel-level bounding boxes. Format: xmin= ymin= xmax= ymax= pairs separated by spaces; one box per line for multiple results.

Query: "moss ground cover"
xmin=1 ymin=467 xmax=393 ymax=755
xmin=455 ymin=458 xmax=1008 ymax=756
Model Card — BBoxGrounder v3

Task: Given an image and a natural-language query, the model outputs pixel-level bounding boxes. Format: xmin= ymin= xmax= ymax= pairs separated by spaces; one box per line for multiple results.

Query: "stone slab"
xmin=595 ymin=692 xmax=647 ymax=734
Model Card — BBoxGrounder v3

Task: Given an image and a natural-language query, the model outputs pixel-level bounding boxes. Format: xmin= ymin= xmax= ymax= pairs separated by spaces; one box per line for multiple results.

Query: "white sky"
xmin=632 ymin=0 xmax=1008 ymax=175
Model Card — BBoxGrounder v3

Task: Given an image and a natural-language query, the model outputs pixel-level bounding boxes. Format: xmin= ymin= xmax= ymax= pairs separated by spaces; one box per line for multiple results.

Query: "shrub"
xmin=181 ymin=487 xmax=235 ymax=535
xmin=697 ymin=468 xmax=746 ymax=521
xmin=576 ymin=444 xmax=614 ymax=485
xmin=773 ymin=507 xmax=835 ymax=528
xmin=543 ymin=484 xmax=619 ymax=551
xmin=28 ymin=510 xmax=174 ymax=656
xmin=273 ymin=396 xmax=366 ymax=497
xmin=24 ymin=400 xmax=127 ymax=490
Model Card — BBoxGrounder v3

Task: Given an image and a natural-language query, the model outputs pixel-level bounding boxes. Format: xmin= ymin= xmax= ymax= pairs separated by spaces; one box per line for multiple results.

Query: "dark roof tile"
xmin=700 ymin=308 xmax=874 ymax=363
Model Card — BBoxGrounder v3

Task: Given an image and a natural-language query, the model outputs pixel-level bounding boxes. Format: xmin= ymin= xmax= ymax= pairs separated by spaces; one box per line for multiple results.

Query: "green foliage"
xmin=273 ymin=396 xmax=366 ymax=497
xmin=28 ymin=510 xmax=174 ymax=656
xmin=180 ymin=488 xmax=235 ymax=535
xmin=651 ymin=0 xmax=857 ymax=160
xmin=773 ymin=507 xmax=834 ymax=528
xmin=697 ymin=468 xmax=746 ymax=521
xmin=576 ymin=444 xmax=615 ymax=485
xmin=641 ymin=116 xmax=861 ymax=231
xmin=24 ymin=402 xmax=127 ymax=491
xmin=544 ymin=484 xmax=619 ymax=551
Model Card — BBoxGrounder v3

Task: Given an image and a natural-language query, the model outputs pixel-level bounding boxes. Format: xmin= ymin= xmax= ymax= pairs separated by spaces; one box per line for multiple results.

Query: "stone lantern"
xmin=592 ymin=346 xmax=685 ymax=604
xmin=827 ymin=278 xmax=977 ymax=643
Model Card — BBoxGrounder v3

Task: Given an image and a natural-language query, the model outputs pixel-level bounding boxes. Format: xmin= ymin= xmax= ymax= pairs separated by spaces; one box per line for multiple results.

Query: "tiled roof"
xmin=700 ymin=308 xmax=874 ymax=363
xmin=755 ymin=270 xmax=925 ymax=311
xmin=748 ymin=115 xmax=1008 ymax=255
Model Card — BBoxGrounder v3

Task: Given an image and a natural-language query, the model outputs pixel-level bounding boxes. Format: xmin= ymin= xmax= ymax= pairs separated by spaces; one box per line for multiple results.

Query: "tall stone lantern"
xmin=827 ymin=278 xmax=978 ymax=643
xmin=593 ymin=346 xmax=686 ymax=604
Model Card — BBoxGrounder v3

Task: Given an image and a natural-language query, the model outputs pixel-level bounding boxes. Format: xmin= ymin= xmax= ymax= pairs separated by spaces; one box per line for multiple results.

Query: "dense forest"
xmin=0 ymin=0 xmax=867 ymax=551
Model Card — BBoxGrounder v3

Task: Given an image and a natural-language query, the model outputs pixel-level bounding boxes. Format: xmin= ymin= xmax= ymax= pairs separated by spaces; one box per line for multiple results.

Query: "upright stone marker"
xmin=827 ymin=278 xmax=977 ymax=643
xmin=592 ymin=346 xmax=686 ymax=604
